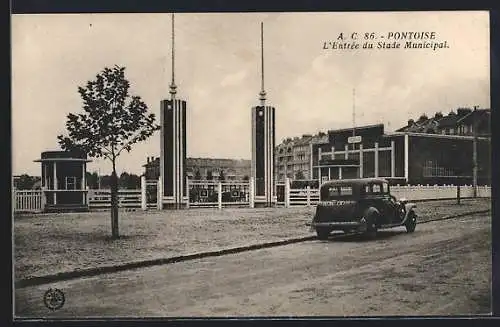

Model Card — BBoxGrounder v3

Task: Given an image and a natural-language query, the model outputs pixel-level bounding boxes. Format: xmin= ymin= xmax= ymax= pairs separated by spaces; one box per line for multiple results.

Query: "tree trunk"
xmin=110 ymin=165 xmax=119 ymax=239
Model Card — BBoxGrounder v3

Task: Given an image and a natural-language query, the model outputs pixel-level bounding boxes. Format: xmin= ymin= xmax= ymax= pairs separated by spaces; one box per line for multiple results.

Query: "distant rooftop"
xmin=396 ymin=107 xmax=490 ymax=134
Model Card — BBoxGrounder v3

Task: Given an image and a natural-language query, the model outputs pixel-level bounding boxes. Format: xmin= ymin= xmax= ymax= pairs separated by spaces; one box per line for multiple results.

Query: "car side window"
xmin=328 ymin=187 xmax=341 ymax=197
xmin=372 ymin=183 xmax=381 ymax=194
xmin=381 ymin=182 xmax=389 ymax=194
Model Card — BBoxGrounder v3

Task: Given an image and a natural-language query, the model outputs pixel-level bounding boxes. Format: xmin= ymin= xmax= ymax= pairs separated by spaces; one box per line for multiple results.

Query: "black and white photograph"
xmin=12 ymin=10 xmax=492 ymax=318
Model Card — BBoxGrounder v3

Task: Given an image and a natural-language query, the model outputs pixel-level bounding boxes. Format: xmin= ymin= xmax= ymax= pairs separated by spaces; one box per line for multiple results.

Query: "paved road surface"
xmin=15 ymin=213 xmax=491 ymax=317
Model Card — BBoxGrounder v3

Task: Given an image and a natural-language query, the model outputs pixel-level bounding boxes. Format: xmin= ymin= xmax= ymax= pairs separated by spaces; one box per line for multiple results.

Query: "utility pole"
xmin=472 ymin=105 xmax=478 ymax=198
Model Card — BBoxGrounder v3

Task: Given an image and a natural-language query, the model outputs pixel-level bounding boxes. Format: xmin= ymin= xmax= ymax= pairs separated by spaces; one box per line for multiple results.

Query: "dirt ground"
xmin=15 ymin=212 xmax=491 ymax=317
xmin=13 ymin=198 xmax=490 ymax=282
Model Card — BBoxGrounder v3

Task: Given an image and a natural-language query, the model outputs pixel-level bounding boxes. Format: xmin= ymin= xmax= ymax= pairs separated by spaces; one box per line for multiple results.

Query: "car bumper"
xmin=308 ymin=220 xmax=367 ymax=232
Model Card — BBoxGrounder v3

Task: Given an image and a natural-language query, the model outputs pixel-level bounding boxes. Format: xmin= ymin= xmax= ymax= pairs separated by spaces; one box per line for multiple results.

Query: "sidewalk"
xmin=14 ymin=198 xmax=491 ymax=283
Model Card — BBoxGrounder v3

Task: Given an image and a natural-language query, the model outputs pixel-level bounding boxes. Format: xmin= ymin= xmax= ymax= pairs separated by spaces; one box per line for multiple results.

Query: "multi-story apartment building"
xmin=143 ymin=157 xmax=251 ymax=181
xmin=275 ymin=133 xmax=329 ymax=181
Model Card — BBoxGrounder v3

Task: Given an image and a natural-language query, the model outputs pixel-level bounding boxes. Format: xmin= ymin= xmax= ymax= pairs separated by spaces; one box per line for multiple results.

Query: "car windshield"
xmin=320 ymin=185 xmax=361 ymax=200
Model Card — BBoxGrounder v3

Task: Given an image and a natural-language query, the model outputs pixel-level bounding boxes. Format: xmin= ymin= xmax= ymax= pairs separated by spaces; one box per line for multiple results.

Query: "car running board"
xmin=379 ymin=223 xmax=405 ymax=229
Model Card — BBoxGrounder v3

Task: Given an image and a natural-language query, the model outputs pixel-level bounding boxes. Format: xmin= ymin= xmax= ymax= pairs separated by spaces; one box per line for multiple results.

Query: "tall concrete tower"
xmin=251 ymin=22 xmax=276 ymax=207
xmin=160 ymin=13 xmax=187 ymax=209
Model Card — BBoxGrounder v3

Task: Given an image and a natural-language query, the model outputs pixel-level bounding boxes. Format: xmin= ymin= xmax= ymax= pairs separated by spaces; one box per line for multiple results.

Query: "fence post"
xmin=249 ymin=177 xmax=255 ymax=208
xmin=306 ymin=185 xmax=311 ymax=207
xmin=218 ymin=182 xmax=222 ymax=209
xmin=285 ymin=178 xmax=291 ymax=208
xmin=185 ymin=177 xmax=190 ymax=209
xmin=457 ymin=184 xmax=461 ymax=205
xmin=12 ymin=187 xmax=16 ymax=213
xmin=41 ymin=188 xmax=47 ymax=212
xmin=157 ymin=176 xmax=163 ymax=210
xmin=141 ymin=175 xmax=147 ymax=210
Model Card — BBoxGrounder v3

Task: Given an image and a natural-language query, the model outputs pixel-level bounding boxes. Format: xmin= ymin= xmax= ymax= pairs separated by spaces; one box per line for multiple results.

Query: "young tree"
xmin=100 ymin=175 xmax=111 ymax=189
xmin=14 ymin=174 xmax=40 ymax=190
xmin=206 ymin=170 xmax=213 ymax=181
xmin=194 ymin=169 xmax=202 ymax=181
xmin=128 ymin=174 xmax=141 ymax=189
xmin=57 ymin=65 xmax=160 ymax=239
xmin=119 ymin=172 xmax=130 ymax=189
xmin=85 ymin=171 xmax=99 ymax=189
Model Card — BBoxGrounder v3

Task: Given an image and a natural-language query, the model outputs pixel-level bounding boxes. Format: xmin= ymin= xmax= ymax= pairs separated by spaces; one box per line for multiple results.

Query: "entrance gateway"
xmin=159 ymin=16 xmax=276 ymax=208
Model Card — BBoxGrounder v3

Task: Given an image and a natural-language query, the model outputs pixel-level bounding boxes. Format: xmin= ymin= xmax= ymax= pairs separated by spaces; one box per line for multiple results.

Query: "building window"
xmin=363 ymin=151 xmax=375 ymax=178
xmin=378 ymin=150 xmax=391 ymax=177
xmin=65 ymin=176 xmax=77 ymax=190
xmin=348 ymin=152 xmax=359 ymax=162
xmin=423 ymin=160 xmax=455 ymax=177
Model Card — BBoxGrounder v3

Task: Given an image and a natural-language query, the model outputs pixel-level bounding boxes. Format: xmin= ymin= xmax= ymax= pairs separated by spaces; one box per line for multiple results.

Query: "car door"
xmin=381 ymin=182 xmax=400 ymax=224
xmin=372 ymin=182 xmax=396 ymax=224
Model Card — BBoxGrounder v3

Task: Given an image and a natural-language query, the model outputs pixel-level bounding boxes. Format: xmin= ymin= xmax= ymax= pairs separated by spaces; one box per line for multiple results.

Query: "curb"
xmin=419 ymin=209 xmax=491 ymax=224
xmin=15 ymin=235 xmax=316 ymax=289
xmin=15 ymin=208 xmax=491 ymax=289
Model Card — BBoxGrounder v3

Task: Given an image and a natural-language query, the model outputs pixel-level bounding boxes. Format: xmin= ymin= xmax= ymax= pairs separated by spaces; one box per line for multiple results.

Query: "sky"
xmin=12 ymin=11 xmax=490 ymax=176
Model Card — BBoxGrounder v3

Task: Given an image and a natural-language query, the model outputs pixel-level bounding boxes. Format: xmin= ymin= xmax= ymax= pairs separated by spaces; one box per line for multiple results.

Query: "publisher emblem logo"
xmin=43 ymin=288 xmax=65 ymax=311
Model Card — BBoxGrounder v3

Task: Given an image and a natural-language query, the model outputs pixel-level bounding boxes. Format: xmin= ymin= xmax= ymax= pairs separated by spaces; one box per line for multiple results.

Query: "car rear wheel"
xmin=405 ymin=211 xmax=417 ymax=233
xmin=316 ymin=228 xmax=330 ymax=240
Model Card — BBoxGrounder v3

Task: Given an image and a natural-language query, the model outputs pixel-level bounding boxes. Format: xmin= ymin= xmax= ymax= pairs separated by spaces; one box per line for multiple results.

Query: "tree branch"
xmin=116 ymin=129 xmax=143 ymax=156
xmin=102 ymin=145 xmax=114 ymax=157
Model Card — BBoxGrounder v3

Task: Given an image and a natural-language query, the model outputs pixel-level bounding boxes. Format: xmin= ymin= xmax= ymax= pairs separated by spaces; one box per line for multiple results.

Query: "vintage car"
xmin=308 ymin=178 xmax=417 ymax=240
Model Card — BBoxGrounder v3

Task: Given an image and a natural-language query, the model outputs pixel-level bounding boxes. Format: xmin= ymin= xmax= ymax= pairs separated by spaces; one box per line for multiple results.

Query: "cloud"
xmin=220 ymin=70 xmax=248 ymax=87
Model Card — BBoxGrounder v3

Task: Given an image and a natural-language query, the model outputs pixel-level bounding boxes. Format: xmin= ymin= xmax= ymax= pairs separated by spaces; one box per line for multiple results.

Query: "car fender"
xmin=401 ymin=203 xmax=417 ymax=224
xmin=362 ymin=206 xmax=380 ymax=222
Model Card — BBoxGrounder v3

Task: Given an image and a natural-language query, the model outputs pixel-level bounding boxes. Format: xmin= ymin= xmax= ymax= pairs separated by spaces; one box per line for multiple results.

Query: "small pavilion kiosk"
xmin=34 ymin=150 xmax=92 ymax=212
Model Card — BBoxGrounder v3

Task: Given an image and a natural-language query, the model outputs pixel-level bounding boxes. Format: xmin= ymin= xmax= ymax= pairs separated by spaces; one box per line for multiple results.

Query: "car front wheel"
xmin=405 ymin=211 xmax=417 ymax=233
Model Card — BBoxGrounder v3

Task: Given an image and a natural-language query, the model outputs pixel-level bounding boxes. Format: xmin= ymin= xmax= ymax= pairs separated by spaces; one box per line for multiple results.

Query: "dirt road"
xmin=15 ymin=213 xmax=491 ymax=317
xmin=14 ymin=198 xmax=490 ymax=282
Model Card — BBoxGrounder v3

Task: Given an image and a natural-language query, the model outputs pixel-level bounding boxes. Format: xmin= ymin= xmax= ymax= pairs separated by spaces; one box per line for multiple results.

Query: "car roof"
xmin=320 ymin=178 xmax=389 ymax=188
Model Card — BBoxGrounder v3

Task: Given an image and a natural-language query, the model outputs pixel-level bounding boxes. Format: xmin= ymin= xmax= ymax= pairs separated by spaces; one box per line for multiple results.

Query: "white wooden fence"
xmin=390 ymin=185 xmax=491 ymax=201
xmin=87 ymin=189 xmax=142 ymax=210
xmin=286 ymin=184 xmax=491 ymax=207
xmin=13 ymin=180 xmax=492 ymax=213
xmin=288 ymin=187 xmax=320 ymax=207
xmin=13 ymin=190 xmax=45 ymax=213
